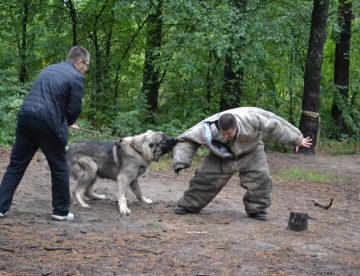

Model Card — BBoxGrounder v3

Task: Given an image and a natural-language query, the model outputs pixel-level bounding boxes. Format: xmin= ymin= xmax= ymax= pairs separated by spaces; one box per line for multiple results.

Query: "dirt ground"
xmin=0 ymin=147 xmax=359 ymax=276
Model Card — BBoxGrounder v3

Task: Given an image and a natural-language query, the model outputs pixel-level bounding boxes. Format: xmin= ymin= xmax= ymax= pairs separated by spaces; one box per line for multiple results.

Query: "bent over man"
xmin=172 ymin=107 xmax=312 ymax=221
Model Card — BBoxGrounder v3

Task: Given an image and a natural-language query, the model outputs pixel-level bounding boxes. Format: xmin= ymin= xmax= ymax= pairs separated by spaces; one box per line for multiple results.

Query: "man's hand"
xmin=69 ymin=123 xmax=80 ymax=129
xmin=296 ymin=136 xmax=312 ymax=152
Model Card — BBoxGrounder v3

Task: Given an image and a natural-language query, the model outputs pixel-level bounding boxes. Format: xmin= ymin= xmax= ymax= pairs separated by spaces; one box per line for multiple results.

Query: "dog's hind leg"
xmin=85 ymin=176 xmax=106 ymax=200
xmin=70 ymin=164 xmax=89 ymax=207
xmin=129 ymin=180 xmax=152 ymax=204
xmin=74 ymin=184 xmax=90 ymax=208
xmin=73 ymin=157 xmax=98 ymax=208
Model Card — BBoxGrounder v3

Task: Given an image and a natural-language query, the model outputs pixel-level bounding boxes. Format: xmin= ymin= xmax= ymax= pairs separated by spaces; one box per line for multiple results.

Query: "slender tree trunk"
xmin=141 ymin=0 xmax=163 ymax=114
xmin=298 ymin=0 xmax=330 ymax=154
xmin=64 ymin=0 xmax=77 ymax=46
xmin=114 ymin=15 xmax=149 ymax=102
xmin=92 ymin=30 xmax=103 ymax=106
xmin=104 ymin=8 xmax=114 ymax=83
xmin=220 ymin=0 xmax=247 ymax=111
xmin=288 ymin=45 xmax=296 ymax=125
xmin=331 ymin=0 xmax=352 ymax=135
xmin=206 ymin=51 xmax=214 ymax=104
xmin=220 ymin=49 xmax=244 ymax=111
xmin=88 ymin=3 xmax=107 ymax=115
xmin=206 ymin=50 xmax=220 ymax=106
xmin=19 ymin=0 xmax=29 ymax=83
xmin=105 ymin=26 xmax=112 ymax=63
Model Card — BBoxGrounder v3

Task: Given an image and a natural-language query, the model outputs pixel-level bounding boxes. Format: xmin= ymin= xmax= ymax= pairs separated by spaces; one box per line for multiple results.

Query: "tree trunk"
xmin=19 ymin=0 xmax=29 ymax=83
xmin=65 ymin=0 xmax=78 ymax=46
xmin=288 ymin=46 xmax=296 ymax=125
xmin=104 ymin=8 xmax=114 ymax=86
xmin=206 ymin=50 xmax=220 ymax=107
xmin=114 ymin=15 xmax=149 ymax=102
xmin=141 ymin=0 xmax=163 ymax=114
xmin=88 ymin=3 xmax=108 ymax=116
xmin=219 ymin=0 xmax=247 ymax=111
xmin=331 ymin=0 xmax=352 ymax=135
xmin=220 ymin=49 xmax=244 ymax=111
xmin=92 ymin=29 xmax=104 ymax=109
xmin=298 ymin=0 xmax=330 ymax=154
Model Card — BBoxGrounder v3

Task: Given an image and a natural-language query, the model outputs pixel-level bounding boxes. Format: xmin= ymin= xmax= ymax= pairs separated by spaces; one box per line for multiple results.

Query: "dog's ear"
xmin=117 ymin=138 xmax=124 ymax=144
xmin=130 ymin=137 xmax=144 ymax=153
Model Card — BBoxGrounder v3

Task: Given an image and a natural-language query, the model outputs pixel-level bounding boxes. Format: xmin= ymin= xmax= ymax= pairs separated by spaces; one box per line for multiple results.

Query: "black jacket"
xmin=20 ymin=61 xmax=84 ymax=145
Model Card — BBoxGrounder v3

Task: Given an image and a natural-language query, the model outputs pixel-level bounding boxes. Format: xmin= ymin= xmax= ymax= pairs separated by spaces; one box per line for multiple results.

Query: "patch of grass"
xmin=149 ymin=155 xmax=173 ymax=171
xmin=274 ymin=168 xmax=332 ymax=182
xmin=148 ymin=221 xmax=161 ymax=228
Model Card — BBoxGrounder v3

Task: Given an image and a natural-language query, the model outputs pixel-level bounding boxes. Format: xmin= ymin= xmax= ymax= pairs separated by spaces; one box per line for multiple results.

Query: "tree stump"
xmin=287 ymin=212 xmax=308 ymax=231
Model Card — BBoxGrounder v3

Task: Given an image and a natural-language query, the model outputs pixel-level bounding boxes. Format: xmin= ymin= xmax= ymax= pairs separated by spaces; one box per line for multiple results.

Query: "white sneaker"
xmin=51 ymin=212 xmax=74 ymax=221
xmin=0 ymin=211 xmax=8 ymax=218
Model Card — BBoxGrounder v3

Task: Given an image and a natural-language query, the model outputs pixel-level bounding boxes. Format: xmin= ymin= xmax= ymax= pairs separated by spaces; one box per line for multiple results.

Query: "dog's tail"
xmin=76 ymin=156 xmax=97 ymax=171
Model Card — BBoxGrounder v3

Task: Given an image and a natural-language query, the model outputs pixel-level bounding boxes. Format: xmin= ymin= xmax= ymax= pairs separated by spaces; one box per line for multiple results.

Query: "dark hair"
xmin=66 ymin=46 xmax=90 ymax=64
xmin=218 ymin=113 xmax=237 ymax=131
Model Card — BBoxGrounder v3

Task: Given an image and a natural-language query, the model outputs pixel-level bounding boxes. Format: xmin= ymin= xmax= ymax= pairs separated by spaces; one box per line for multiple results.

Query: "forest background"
xmin=0 ymin=0 xmax=359 ymax=154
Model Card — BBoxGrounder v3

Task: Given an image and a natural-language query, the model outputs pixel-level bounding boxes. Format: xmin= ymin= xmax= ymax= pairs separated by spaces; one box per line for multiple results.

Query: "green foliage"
xmin=0 ymin=70 xmax=29 ymax=145
xmin=264 ymin=140 xmax=294 ymax=153
xmin=318 ymin=81 xmax=360 ymax=151
xmin=337 ymin=101 xmax=360 ymax=151
xmin=0 ymin=109 xmax=17 ymax=146
xmin=319 ymin=139 xmax=359 ymax=155
xmin=112 ymin=109 xmax=149 ymax=137
xmin=154 ymin=119 xmax=187 ymax=137
xmin=0 ymin=0 xmax=359 ymax=156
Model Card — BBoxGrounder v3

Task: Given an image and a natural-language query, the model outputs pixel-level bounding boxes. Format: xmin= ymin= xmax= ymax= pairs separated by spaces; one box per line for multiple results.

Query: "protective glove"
xmin=173 ymin=163 xmax=189 ymax=175
xmin=175 ymin=167 xmax=184 ymax=174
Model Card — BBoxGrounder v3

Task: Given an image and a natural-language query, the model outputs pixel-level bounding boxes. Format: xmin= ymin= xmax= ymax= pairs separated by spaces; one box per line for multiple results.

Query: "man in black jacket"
xmin=0 ymin=46 xmax=90 ymax=221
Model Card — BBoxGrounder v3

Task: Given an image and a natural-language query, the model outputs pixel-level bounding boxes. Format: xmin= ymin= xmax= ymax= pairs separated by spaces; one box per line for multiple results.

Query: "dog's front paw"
xmin=119 ymin=203 xmax=131 ymax=215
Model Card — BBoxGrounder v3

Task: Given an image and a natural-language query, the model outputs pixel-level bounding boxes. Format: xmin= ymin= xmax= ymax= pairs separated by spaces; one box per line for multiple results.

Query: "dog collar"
xmin=130 ymin=143 xmax=144 ymax=157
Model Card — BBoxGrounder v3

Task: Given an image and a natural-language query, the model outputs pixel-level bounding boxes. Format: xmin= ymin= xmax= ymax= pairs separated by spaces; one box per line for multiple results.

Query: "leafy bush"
xmin=0 ymin=99 xmax=19 ymax=146
xmin=319 ymin=139 xmax=359 ymax=155
xmin=0 ymin=70 xmax=29 ymax=146
xmin=112 ymin=109 xmax=150 ymax=137
xmin=342 ymin=108 xmax=360 ymax=153
xmin=155 ymin=119 xmax=188 ymax=136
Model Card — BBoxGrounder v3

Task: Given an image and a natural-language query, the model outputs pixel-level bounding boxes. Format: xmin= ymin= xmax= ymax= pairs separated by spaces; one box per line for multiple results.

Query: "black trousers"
xmin=0 ymin=115 xmax=70 ymax=216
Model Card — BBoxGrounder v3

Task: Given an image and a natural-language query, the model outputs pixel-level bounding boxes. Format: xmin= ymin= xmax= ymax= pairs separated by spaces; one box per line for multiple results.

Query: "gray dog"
xmin=66 ymin=130 xmax=177 ymax=215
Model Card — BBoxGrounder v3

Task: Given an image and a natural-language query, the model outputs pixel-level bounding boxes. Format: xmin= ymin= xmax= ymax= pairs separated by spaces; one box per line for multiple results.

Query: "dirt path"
xmin=0 ymin=148 xmax=359 ymax=275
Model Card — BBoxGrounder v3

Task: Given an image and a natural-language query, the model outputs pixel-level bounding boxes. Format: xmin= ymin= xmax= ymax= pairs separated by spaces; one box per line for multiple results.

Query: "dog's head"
xmin=130 ymin=130 xmax=178 ymax=162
